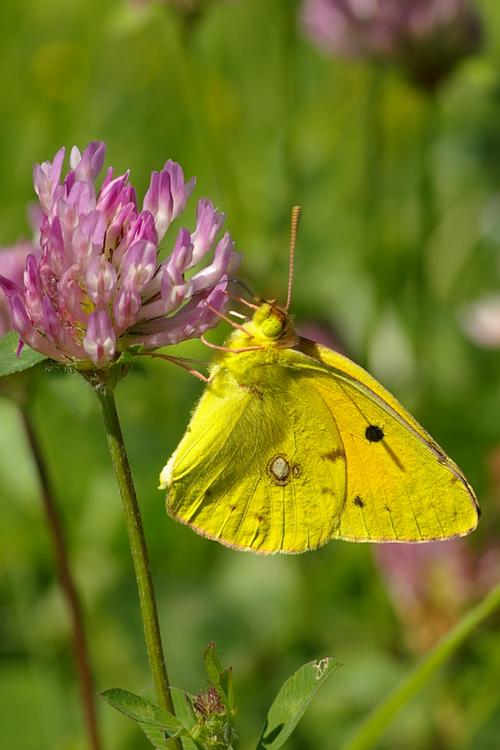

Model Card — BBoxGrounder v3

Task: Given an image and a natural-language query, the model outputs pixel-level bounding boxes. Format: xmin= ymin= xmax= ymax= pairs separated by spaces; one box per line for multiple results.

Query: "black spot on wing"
xmin=353 ymin=495 xmax=365 ymax=508
xmin=365 ymin=424 xmax=384 ymax=442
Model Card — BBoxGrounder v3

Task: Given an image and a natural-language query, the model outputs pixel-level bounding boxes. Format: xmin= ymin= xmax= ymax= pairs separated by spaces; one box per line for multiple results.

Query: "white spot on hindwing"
xmin=267 ymin=454 xmax=291 ymax=485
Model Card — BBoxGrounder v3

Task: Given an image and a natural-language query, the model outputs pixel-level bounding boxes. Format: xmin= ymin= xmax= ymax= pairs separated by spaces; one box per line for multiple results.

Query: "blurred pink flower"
xmin=0 ymin=142 xmax=239 ymax=367
xmin=459 ymin=294 xmax=500 ymax=349
xmin=0 ymin=242 xmax=37 ymax=336
xmin=297 ymin=319 xmax=347 ymax=354
xmin=301 ymin=0 xmax=482 ymax=89
xmin=375 ymin=536 xmax=499 ymax=652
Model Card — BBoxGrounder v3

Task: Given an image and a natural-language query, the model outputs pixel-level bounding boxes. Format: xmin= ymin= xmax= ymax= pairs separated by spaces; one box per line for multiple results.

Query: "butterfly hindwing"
xmin=164 ymin=360 xmax=348 ymax=553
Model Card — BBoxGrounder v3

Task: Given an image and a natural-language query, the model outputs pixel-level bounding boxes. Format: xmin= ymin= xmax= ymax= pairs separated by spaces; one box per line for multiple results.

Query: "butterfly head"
xmin=229 ymin=302 xmax=298 ymax=350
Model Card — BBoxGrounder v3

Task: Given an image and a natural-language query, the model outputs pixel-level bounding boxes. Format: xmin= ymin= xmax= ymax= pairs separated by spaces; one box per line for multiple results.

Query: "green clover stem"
xmin=21 ymin=406 xmax=102 ymax=750
xmin=91 ymin=372 xmax=180 ymax=746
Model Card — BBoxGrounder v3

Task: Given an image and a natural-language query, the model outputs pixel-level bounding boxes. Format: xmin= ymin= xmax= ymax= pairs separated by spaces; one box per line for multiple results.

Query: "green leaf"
xmin=256 ymin=657 xmax=340 ymax=750
xmin=100 ymin=688 xmax=212 ymax=750
xmin=100 ymin=688 xmax=187 ymax=749
xmin=0 ymin=332 xmax=47 ymax=377
xmin=100 ymin=688 xmax=182 ymax=730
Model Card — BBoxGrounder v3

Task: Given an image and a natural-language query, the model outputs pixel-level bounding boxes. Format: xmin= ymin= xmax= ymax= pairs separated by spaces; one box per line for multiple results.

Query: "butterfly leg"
xmin=134 ymin=352 xmax=210 ymax=382
xmin=200 ymin=334 xmax=264 ymax=354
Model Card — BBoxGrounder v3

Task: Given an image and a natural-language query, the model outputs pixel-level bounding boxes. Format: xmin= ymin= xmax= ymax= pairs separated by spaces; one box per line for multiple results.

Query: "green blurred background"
xmin=0 ymin=0 xmax=499 ymax=748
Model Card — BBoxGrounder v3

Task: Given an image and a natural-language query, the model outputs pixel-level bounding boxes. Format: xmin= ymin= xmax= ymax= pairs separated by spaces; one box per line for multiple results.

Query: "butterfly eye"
xmin=261 ymin=315 xmax=283 ymax=339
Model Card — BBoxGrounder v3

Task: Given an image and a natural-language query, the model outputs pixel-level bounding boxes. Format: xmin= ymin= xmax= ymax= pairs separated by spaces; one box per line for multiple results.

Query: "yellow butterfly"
xmin=159 ymin=211 xmax=479 ymax=554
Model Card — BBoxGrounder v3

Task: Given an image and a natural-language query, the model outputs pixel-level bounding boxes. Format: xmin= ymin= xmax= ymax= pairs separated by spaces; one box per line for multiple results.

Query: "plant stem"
xmin=20 ymin=407 xmax=102 ymax=750
xmin=91 ymin=373 xmax=180 ymax=745
xmin=341 ymin=581 xmax=500 ymax=750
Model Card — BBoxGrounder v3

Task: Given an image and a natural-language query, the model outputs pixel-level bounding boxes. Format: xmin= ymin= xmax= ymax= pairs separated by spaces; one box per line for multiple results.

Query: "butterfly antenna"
xmin=226 ymin=291 xmax=260 ymax=311
xmin=232 ymin=279 xmax=260 ymax=303
xmin=286 ymin=205 xmax=301 ymax=312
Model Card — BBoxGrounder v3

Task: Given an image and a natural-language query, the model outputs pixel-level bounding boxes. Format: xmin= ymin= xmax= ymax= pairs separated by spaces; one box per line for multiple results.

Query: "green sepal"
xmin=171 ymin=687 xmax=198 ymax=729
xmin=116 ymin=344 xmax=147 ymax=364
xmin=256 ymin=657 xmax=340 ymax=749
xmin=170 ymin=688 xmax=204 ymax=749
xmin=203 ymin=642 xmax=235 ymax=713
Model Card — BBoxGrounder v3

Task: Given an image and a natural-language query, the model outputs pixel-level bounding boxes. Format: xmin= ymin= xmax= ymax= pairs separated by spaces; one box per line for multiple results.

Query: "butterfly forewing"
xmin=298 ymin=340 xmax=479 ymax=542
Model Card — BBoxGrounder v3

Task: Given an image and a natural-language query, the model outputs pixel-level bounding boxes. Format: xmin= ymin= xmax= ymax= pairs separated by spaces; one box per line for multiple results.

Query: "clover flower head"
xmin=301 ymin=0 xmax=482 ymax=89
xmin=0 ymin=142 xmax=240 ymax=367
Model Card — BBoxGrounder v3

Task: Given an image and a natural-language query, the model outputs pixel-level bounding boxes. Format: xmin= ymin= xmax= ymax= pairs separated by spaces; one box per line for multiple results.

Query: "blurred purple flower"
xmin=301 ymin=0 xmax=482 ymax=89
xmin=0 ymin=142 xmax=239 ymax=367
xmin=297 ymin=319 xmax=347 ymax=355
xmin=0 ymin=242 xmax=37 ymax=336
xmin=375 ymin=537 xmax=499 ymax=651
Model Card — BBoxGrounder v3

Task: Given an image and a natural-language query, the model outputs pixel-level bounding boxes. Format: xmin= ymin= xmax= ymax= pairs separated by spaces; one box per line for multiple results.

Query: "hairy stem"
xmin=21 ymin=407 xmax=102 ymax=750
xmin=91 ymin=373 xmax=179 ymax=745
